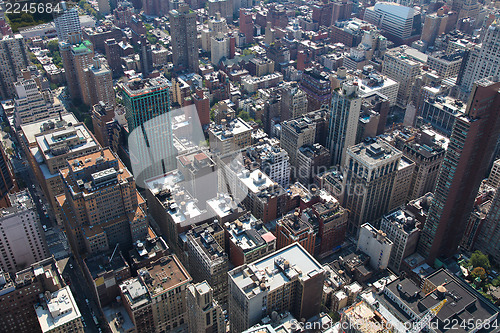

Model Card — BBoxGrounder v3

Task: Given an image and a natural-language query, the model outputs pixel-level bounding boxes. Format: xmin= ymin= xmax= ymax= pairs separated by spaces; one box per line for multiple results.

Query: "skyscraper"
xmin=120 ymin=76 xmax=175 ymax=185
xmin=169 ymin=4 xmax=199 ymax=72
xmin=458 ymin=20 xmax=500 ymax=98
xmin=83 ymin=57 xmax=115 ymax=107
xmin=342 ymin=138 xmax=402 ymax=236
xmin=0 ymin=190 xmax=48 ymax=273
xmin=53 ymin=1 xmax=81 ymax=41
xmin=57 ymin=149 xmax=148 ymax=255
xmin=327 ymin=81 xmax=362 ymax=167
xmin=0 ymin=34 xmax=29 ymax=100
xmin=59 ymin=34 xmax=94 ymax=101
xmin=0 ymin=143 xmax=14 ymax=208
xmin=418 ymin=77 xmax=500 ymax=264
xmin=239 ymin=8 xmax=254 ymax=44
xmin=104 ymin=38 xmax=122 ymax=77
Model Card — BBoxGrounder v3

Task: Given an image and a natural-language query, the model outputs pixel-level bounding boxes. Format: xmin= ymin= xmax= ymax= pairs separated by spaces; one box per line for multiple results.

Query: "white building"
xmin=357 ymin=223 xmax=393 ymax=270
xmin=53 ymin=2 xmax=81 ymax=42
xmin=14 ymin=79 xmax=66 ymax=129
xmin=358 ymin=74 xmax=399 ymax=107
xmin=364 ymin=2 xmax=421 ymax=40
xmin=0 ymin=190 xmax=49 ymax=273
xmin=459 ymin=22 xmax=500 ymax=98
xmin=211 ymin=34 xmax=229 ymax=65
xmin=382 ymin=47 xmax=422 ymax=107
xmin=35 ymin=286 xmax=84 ymax=333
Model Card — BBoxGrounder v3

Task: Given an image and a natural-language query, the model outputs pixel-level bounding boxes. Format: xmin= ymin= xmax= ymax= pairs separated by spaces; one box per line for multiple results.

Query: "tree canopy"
xmin=469 ymin=251 xmax=491 ymax=270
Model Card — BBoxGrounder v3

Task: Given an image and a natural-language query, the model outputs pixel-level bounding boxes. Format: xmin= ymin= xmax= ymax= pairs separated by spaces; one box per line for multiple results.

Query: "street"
xmin=64 ymin=256 xmax=103 ymax=333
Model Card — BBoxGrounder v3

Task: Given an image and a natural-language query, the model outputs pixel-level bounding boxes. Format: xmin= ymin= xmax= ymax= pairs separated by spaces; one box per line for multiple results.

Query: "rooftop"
xmin=347 ymin=138 xmax=401 ymax=166
xmin=384 ymin=269 xmax=499 ymax=333
xmin=84 ymin=251 xmax=129 ymax=280
xmin=35 ymin=286 xmax=82 ymax=332
xmin=140 ymin=255 xmax=191 ymax=298
xmin=229 ymin=244 xmax=324 ymax=299
xmin=120 ymin=76 xmax=170 ymax=97
xmin=0 ymin=190 xmax=34 ymax=218
xmin=343 ymin=301 xmax=389 ymax=333
xmin=225 ymin=213 xmax=274 ymax=252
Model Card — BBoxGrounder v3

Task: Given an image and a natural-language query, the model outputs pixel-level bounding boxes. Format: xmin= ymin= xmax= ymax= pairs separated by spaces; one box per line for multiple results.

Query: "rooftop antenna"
xmin=109 ymin=243 xmax=119 ymax=263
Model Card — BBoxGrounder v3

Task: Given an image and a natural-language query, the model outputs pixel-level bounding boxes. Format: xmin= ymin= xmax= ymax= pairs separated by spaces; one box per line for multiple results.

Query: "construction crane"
xmin=407 ymin=298 xmax=447 ymax=333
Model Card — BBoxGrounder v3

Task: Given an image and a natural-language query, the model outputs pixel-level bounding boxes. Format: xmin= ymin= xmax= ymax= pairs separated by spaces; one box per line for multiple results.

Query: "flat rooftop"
xmin=384 ymin=269 xmax=499 ymax=333
xmin=229 ymin=244 xmax=324 ymax=299
xmin=35 ymin=286 xmax=82 ymax=332
xmin=348 ymin=138 xmax=401 ymax=166
xmin=20 ymin=113 xmax=79 ymax=146
xmin=142 ymin=255 xmax=191 ymax=298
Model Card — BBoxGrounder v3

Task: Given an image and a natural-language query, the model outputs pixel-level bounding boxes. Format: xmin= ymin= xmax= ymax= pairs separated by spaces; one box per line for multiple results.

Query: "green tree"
xmin=493 ymin=276 xmax=500 ymax=287
xmin=47 ymin=40 xmax=59 ymax=53
xmin=237 ymin=110 xmax=252 ymax=122
xmin=469 ymin=251 xmax=491 ymax=270
xmin=471 ymin=267 xmax=487 ymax=282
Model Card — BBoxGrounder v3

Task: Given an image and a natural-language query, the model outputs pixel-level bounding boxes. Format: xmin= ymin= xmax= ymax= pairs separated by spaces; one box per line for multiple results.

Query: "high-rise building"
xmin=119 ymin=255 xmax=192 ymax=333
xmin=300 ymin=68 xmax=332 ymax=112
xmin=83 ymin=250 xmax=131 ymax=308
xmin=458 ymin=21 xmax=500 ymax=98
xmin=357 ymin=223 xmax=393 ymax=270
xmin=311 ymin=197 xmax=348 ymax=255
xmin=327 ymin=81 xmax=362 ymax=167
xmin=382 ymin=47 xmax=421 ymax=107
xmin=104 ymin=39 xmax=122 ymax=77
xmin=35 ymin=286 xmax=85 ymax=333
xmin=402 ymin=128 xmax=447 ymax=200
xmin=187 ymin=281 xmax=225 ymax=333
xmin=239 ymin=8 xmax=254 ymax=44
xmin=487 ymin=158 xmax=500 ymax=188
xmin=83 ymin=57 xmax=115 ymax=107
xmin=418 ymin=78 xmax=500 ymax=264
xmin=98 ymin=0 xmax=110 ymax=14
xmin=296 ymin=143 xmax=330 ymax=185
xmin=208 ymin=0 xmax=234 ymax=20
xmin=281 ymin=82 xmax=308 ymax=121
xmin=211 ymin=34 xmax=229 ymax=65
xmin=91 ymin=101 xmax=115 ymax=148
xmin=18 ymin=115 xmax=100 ymax=224
xmin=245 ymin=139 xmax=290 ymax=188
xmin=0 ymin=34 xmax=29 ymax=100
xmin=169 ymin=4 xmax=199 ymax=72
xmin=388 ymin=156 xmax=415 ymax=210
xmin=120 ymin=76 xmax=175 ymax=185
xmin=186 ymin=221 xmax=228 ymax=304
xmin=13 ymin=79 xmax=66 ymax=129
xmin=0 ymin=143 xmax=15 ymax=208
xmin=57 ymin=149 xmax=148 ymax=255
xmin=0 ymin=190 xmax=48 ymax=273
xmin=475 ymin=186 xmax=500 ymax=264
xmin=276 ymin=210 xmax=316 ymax=255
xmin=363 ymin=2 xmax=422 ymax=44
xmin=59 ymin=35 xmax=94 ymax=101
xmin=224 ymin=212 xmax=276 ymax=266
xmin=380 ymin=209 xmax=421 ymax=272
xmin=280 ymin=116 xmax=316 ymax=170
xmin=0 ymin=257 xmax=66 ymax=333
xmin=420 ymin=11 xmax=448 ymax=50
xmin=228 ymin=244 xmax=325 ymax=332
xmin=342 ymin=138 xmax=402 ymax=235
xmin=209 ymin=117 xmax=253 ymax=155
xmin=138 ymin=36 xmax=153 ymax=76
xmin=53 ymin=2 xmax=81 ymax=41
